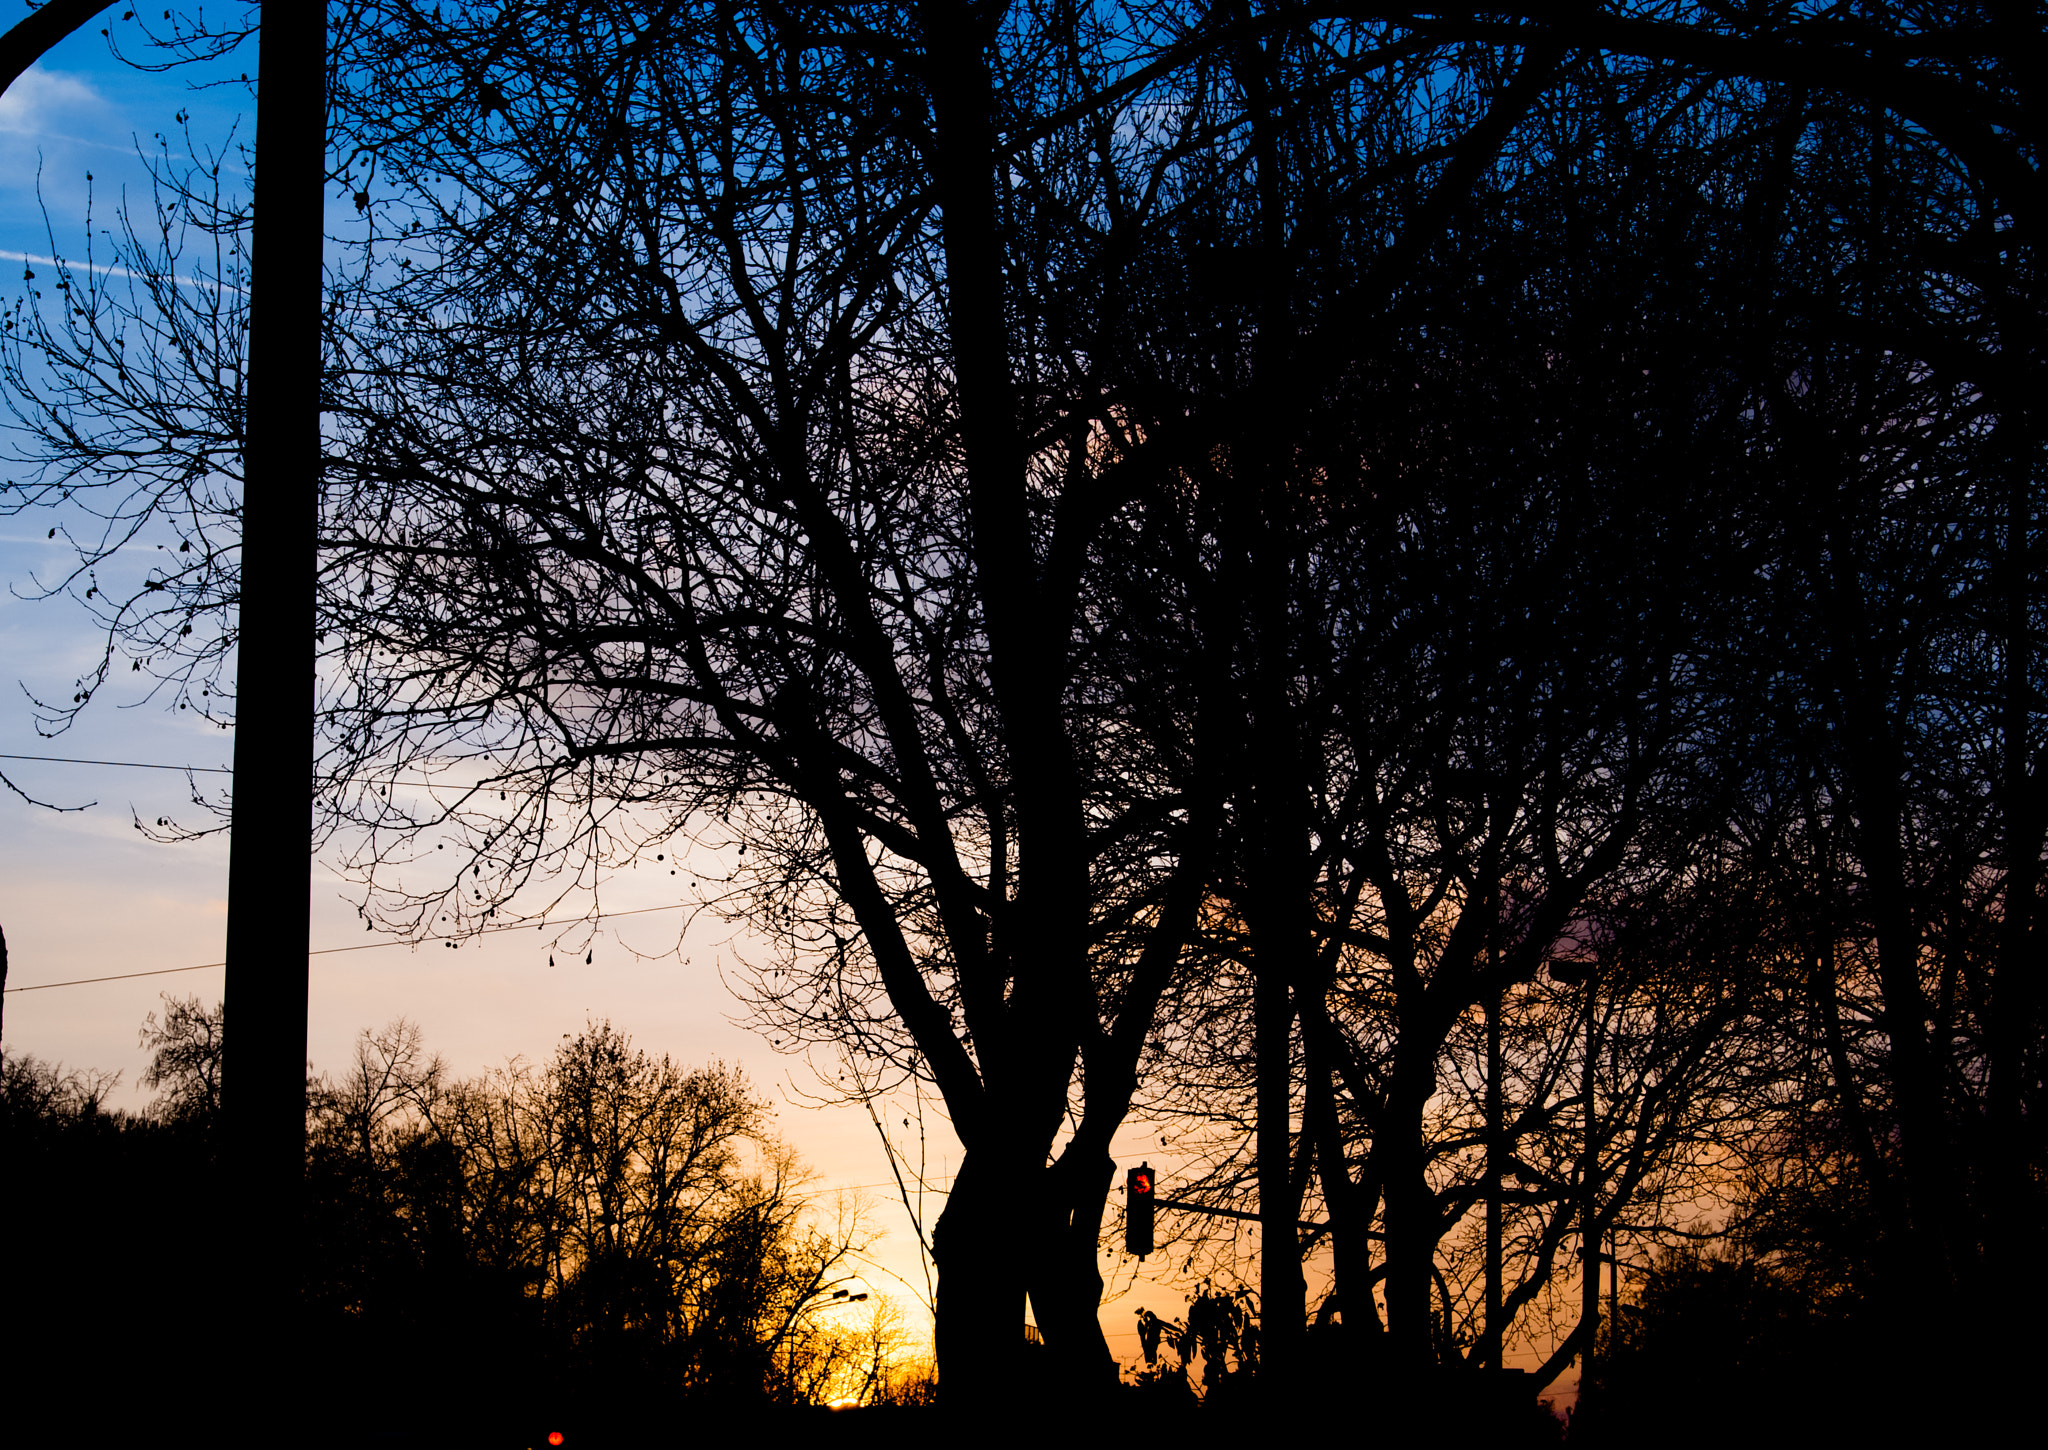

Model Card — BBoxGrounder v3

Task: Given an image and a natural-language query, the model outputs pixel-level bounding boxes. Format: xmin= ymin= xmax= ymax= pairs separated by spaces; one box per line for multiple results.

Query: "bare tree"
xmin=1726 ymin=69 xmax=2042 ymax=1377
xmin=138 ymin=992 xmax=226 ymax=1126
xmin=309 ymin=0 xmax=1538 ymax=1400
xmin=314 ymin=1 xmax=1719 ymax=1399
xmin=1117 ymin=38 xmax=1832 ymax=1397
xmin=304 ymin=1017 xmax=879 ymax=1405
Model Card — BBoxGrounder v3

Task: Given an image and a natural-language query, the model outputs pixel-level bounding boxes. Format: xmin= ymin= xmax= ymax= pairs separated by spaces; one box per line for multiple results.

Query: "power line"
xmin=3 ymin=900 xmax=697 ymax=993
xmin=0 ymin=752 xmax=538 ymax=790
xmin=4 ymin=961 xmax=227 ymax=992
xmin=0 ymin=752 xmax=232 ymax=774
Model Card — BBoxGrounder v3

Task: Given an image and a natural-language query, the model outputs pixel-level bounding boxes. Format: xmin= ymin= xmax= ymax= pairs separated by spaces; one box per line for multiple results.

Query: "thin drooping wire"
xmin=3 ymin=901 xmax=695 ymax=993
xmin=0 ymin=752 xmax=233 ymax=774
xmin=0 ymin=751 xmax=520 ymax=789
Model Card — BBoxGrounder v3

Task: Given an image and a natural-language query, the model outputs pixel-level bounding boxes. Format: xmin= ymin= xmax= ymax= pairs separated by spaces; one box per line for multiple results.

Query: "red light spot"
xmin=1134 ymin=1174 xmax=1151 ymax=1193
xmin=548 ymin=1435 xmax=564 ymax=1447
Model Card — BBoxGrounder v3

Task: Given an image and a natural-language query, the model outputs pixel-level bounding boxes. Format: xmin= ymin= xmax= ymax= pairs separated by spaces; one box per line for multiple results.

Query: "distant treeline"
xmin=2 ymin=1004 xmax=930 ymax=1430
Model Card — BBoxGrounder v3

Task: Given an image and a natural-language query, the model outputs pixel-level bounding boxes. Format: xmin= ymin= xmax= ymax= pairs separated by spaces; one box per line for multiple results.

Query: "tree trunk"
xmin=1254 ymin=953 xmax=1305 ymax=1377
xmin=1235 ymin=0 xmax=1312 ymax=1376
xmin=931 ymin=1152 xmax=1031 ymax=1408
xmin=1379 ymin=1037 xmax=1437 ymax=1371
xmin=1986 ymin=279 xmax=2042 ymax=1335
xmin=1842 ymin=696 xmax=1961 ymax=1318
xmin=1027 ymin=1147 xmax=1119 ymax=1398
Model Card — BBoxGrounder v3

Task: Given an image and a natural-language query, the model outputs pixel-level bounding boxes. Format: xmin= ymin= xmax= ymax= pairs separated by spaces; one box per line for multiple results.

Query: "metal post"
xmin=1485 ymin=964 xmax=1503 ymax=1371
xmin=1608 ymin=1227 xmax=1620 ymax=1339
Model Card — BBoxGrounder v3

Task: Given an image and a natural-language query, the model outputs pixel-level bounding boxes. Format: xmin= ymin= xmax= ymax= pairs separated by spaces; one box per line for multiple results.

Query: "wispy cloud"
xmin=0 ymin=66 xmax=102 ymax=133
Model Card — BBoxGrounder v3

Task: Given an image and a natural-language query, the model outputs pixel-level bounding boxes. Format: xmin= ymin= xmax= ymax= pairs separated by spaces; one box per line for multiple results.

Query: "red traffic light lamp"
xmin=1126 ymin=1163 xmax=1156 ymax=1258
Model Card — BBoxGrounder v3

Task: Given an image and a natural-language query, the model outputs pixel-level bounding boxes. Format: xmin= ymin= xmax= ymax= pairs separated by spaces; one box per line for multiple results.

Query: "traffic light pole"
xmin=1157 ymin=1198 xmax=1339 ymax=1238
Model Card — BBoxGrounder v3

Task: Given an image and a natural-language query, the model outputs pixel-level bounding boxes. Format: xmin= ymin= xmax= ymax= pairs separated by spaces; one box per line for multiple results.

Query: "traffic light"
xmin=1126 ymin=1163 xmax=1156 ymax=1258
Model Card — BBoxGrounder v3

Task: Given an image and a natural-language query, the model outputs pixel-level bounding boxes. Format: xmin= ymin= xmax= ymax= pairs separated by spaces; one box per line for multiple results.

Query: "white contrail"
xmin=2 ymin=247 xmax=244 ymax=294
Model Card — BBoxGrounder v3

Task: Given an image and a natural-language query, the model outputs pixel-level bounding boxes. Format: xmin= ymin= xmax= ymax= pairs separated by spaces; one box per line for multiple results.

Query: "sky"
xmin=0 ymin=5 xmax=1250 ymax=1379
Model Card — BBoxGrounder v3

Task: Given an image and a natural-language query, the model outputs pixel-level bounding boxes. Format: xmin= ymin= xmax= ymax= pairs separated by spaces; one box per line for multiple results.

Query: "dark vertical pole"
xmin=1580 ymin=978 xmax=1599 ymax=1375
xmin=1484 ymin=962 xmax=1502 ymax=1370
xmin=1607 ymin=1227 xmax=1619 ymax=1336
xmin=222 ymin=0 xmax=324 ymax=1379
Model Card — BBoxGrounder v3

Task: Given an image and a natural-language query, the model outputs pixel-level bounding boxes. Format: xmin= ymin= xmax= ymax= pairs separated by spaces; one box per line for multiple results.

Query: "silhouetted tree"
xmin=1570 ymin=1248 xmax=1873 ymax=1446
xmin=1728 ymin=70 xmax=2043 ymax=1386
xmin=310 ymin=1 xmax=1573 ymax=1402
xmin=1 ymin=1044 xmax=224 ymax=1434
xmin=1119 ymin=40 xmax=1799 ymax=1401
xmin=300 ymin=1019 xmax=884 ymax=1414
xmin=138 ymin=992 xmax=226 ymax=1127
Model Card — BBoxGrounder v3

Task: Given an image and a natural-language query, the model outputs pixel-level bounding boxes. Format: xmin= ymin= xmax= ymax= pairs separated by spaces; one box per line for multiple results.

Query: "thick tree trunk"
xmin=917 ymin=1 xmax=1123 ymax=1408
xmin=1844 ymin=711 xmax=1964 ymax=1319
xmin=1027 ymin=1148 xmax=1119 ymax=1398
xmin=930 ymin=1152 xmax=1031 ymax=1407
xmin=1244 ymin=598 xmax=1310 ymax=1377
xmin=1986 ymin=289 xmax=2042 ymax=1333
xmin=1236 ymin=0 xmax=1312 ymax=1375
xmin=1379 ymin=1040 xmax=1437 ymax=1371
xmin=1254 ymin=957 xmax=1305 ymax=1374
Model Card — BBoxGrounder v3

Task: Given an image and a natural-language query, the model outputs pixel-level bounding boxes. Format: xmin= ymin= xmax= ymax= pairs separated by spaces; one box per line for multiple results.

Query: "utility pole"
xmin=1 ymin=0 xmax=329 ymax=1398
xmin=221 ymin=0 xmax=325 ymax=1394
xmin=1484 ymin=948 xmax=1503 ymax=1372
